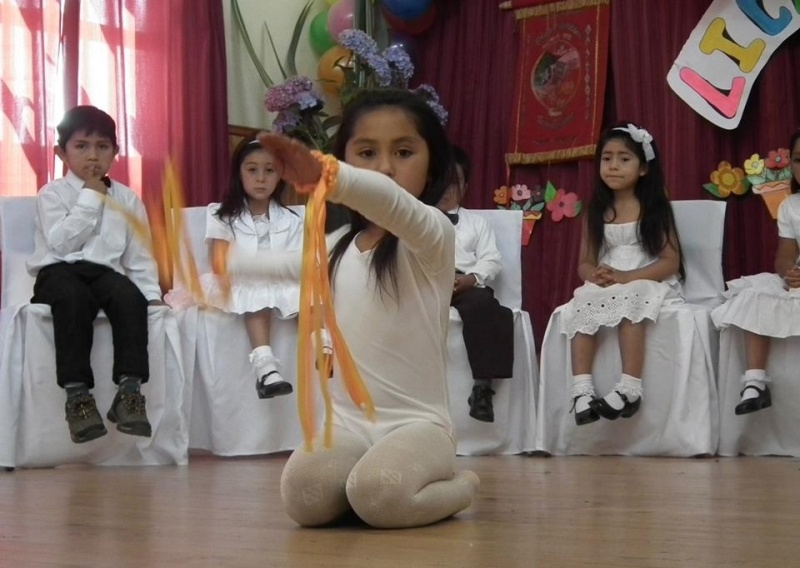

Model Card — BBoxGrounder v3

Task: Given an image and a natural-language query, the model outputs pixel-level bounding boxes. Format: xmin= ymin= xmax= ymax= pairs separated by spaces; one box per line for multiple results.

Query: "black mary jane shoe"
xmin=571 ymin=396 xmax=600 ymax=426
xmin=735 ymin=384 xmax=772 ymax=416
xmin=256 ymin=372 xmax=294 ymax=400
xmin=590 ymin=392 xmax=641 ymax=421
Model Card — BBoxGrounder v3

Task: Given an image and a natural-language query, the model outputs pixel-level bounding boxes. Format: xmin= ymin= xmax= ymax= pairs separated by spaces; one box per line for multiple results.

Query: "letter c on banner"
xmin=736 ymin=0 xmax=792 ymax=35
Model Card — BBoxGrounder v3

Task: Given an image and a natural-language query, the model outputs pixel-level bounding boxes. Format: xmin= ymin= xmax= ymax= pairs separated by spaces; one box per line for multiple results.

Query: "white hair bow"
xmin=613 ymin=124 xmax=655 ymax=162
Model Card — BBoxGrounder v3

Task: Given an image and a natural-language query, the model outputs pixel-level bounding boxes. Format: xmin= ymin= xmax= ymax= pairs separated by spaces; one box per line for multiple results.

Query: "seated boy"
xmin=26 ymin=105 xmax=163 ymax=443
xmin=438 ymin=146 xmax=514 ymax=423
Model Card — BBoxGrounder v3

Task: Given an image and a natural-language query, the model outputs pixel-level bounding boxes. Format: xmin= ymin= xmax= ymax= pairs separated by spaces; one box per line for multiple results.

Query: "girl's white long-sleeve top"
xmin=230 ymin=162 xmax=457 ymax=444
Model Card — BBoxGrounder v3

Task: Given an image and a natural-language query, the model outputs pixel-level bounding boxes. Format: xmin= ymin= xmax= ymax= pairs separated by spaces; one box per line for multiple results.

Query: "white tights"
xmin=280 ymin=422 xmax=480 ymax=529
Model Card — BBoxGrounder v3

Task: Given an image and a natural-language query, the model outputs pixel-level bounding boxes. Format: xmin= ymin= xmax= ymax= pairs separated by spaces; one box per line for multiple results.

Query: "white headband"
xmin=613 ymin=124 xmax=655 ymax=162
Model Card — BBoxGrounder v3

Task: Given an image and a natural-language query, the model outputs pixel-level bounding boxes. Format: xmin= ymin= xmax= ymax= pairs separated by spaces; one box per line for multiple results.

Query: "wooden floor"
xmin=2 ymin=453 xmax=800 ymax=567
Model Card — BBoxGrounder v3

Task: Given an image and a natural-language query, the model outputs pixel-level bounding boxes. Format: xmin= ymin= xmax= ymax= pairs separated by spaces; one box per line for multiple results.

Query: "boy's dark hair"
xmin=56 ymin=106 xmax=118 ymax=149
xmin=329 ymin=88 xmax=455 ymax=298
xmin=215 ymin=134 xmax=293 ymax=231
xmin=790 ymin=129 xmax=800 ymax=194
xmin=587 ymin=121 xmax=684 ymax=280
xmin=451 ymin=145 xmax=471 ymax=185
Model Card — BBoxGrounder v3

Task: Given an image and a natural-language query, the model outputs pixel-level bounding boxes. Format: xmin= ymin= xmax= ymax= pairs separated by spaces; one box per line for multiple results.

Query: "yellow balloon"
xmin=317 ymin=45 xmax=353 ymax=96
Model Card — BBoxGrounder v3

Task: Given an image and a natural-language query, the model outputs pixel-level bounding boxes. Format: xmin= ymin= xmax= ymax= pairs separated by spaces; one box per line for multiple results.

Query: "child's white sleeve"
xmin=228 ymin=226 xmax=346 ymax=283
xmin=777 ymin=197 xmax=796 ymax=240
xmin=470 ymin=216 xmax=503 ymax=285
xmin=38 ymin=186 xmax=104 ymax=256
xmin=205 ymin=203 xmax=234 ymax=242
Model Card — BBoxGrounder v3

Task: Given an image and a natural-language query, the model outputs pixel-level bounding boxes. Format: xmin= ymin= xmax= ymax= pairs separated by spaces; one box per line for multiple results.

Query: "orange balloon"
xmin=317 ymin=46 xmax=353 ymax=96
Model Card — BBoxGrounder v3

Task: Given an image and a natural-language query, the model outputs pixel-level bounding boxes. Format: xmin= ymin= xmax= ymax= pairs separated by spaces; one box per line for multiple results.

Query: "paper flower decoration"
xmin=510 ymin=184 xmax=532 ymax=201
xmin=744 ymin=154 xmax=764 ymax=176
xmin=765 ymin=148 xmax=790 ymax=170
xmin=705 ymin=161 xmax=747 ymax=198
xmin=493 ymin=186 xmax=511 ymax=207
xmin=703 ymin=148 xmax=793 ymax=218
xmin=495 ymin=181 xmax=581 ymax=245
xmin=545 ymin=185 xmax=581 ymax=222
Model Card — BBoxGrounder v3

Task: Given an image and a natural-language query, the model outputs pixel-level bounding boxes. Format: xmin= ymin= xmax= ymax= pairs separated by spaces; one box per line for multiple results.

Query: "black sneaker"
xmin=107 ymin=387 xmax=152 ymax=438
xmin=468 ymin=384 xmax=495 ymax=423
xmin=65 ymin=392 xmax=108 ymax=444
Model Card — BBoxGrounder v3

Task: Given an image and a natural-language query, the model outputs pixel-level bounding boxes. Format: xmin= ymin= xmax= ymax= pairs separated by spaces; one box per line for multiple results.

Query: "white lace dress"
xmin=200 ymin=201 xmax=303 ymax=317
xmin=711 ymin=193 xmax=800 ymax=338
xmin=561 ymin=222 xmax=683 ymax=338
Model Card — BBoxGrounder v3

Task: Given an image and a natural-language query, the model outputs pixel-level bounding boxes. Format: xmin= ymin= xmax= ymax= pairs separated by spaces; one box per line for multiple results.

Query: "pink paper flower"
xmin=765 ymin=148 xmax=790 ymax=170
xmin=546 ymin=188 xmax=580 ymax=222
xmin=510 ymin=184 xmax=531 ymax=201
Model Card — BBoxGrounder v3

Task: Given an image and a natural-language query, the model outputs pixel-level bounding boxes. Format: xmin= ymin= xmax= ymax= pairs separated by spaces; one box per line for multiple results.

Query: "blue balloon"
xmin=381 ymin=0 xmax=432 ymax=22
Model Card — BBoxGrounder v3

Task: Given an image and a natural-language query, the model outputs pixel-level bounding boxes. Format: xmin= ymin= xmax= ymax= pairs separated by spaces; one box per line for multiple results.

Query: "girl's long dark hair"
xmin=327 ymin=89 xmax=454 ymax=297
xmin=215 ymin=134 xmax=293 ymax=233
xmin=587 ymin=122 xmax=684 ymax=279
xmin=790 ymin=129 xmax=800 ymax=194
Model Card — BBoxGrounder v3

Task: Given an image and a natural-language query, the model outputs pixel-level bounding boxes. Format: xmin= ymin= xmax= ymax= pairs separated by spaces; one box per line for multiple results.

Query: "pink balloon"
xmin=327 ymin=0 xmax=356 ymax=41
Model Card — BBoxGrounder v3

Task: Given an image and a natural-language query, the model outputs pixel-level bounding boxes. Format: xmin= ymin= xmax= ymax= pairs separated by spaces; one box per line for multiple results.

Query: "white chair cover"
xmin=0 ymin=197 xmax=189 ymax=468
xmin=717 ymin=325 xmax=800 ymax=456
xmin=536 ymin=201 xmax=726 ymax=456
xmin=447 ymin=209 xmax=538 ymax=455
xmin=180 ymin=207 xmax=538 ymax=456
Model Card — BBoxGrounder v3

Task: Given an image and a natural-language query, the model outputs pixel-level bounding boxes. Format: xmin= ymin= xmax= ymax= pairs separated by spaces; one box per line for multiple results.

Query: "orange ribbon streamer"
xmin=297 ymin=153 xmax=375 ymax=451
xmin=104 ymin=159 xmax=206 ymax=304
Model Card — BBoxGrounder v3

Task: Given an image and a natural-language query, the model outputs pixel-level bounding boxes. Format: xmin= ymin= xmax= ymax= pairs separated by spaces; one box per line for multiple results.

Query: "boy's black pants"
xmin=31 ymin=261 xmax=150 ymax=389
xmin=451 ymin=286 xmax=514 ymax=380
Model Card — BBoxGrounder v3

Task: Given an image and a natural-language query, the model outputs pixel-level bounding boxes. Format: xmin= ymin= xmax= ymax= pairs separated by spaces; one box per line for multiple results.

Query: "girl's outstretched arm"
xmin=258 ymin=132 xmax=453 ymax=272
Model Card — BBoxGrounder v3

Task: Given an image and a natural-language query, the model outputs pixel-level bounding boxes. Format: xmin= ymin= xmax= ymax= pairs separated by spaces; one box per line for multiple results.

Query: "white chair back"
xmin=0 ymin=197 xmax=38 ymax=308
xmin=469 ymin=209 xmax=522 ymax=311
xmin=181 ymin=206 xmax=211 ymax=274
xmin=672 ymin=200 xmax=726 ymax=306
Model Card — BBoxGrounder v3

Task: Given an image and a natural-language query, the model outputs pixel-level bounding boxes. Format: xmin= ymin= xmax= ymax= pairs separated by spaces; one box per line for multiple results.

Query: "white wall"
xmin=223 ymin=0 xmax=329 ymax=128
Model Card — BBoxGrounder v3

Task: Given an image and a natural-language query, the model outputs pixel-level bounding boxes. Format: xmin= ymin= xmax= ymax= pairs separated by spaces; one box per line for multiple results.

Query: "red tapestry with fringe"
xmin=505 ymin=0 xmax=610 ymax=165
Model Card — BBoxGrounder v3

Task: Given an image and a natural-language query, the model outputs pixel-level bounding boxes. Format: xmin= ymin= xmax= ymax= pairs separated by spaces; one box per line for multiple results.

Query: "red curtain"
xmin=416 ymin=0 xmax=800 ymax=347
xmin=0 ymin=0 xmax=228 ymax=205
xmin=0 ymin=0 xmax=61 ymax=193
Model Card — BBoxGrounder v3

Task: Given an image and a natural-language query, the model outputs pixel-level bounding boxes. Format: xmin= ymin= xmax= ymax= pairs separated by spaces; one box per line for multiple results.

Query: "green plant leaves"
xmin=231 ymin=0 xmax=274 ymax=88
xmin=703 ymin=183 xmax=724 ymax=198
xmin=544 ymin=181 xmax=557 ymax=203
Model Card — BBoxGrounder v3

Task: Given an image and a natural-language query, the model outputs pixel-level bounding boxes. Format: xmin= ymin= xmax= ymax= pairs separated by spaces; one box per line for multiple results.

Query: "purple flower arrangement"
xmin=263 ymin=30 xmax=447 ymax=151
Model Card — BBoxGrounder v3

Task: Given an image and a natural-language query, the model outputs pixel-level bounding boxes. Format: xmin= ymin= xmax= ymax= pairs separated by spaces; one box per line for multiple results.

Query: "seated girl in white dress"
xmin=711 ymin=129 xmax=800 ymax=415
xmin=561 ymin=123 xmax=684 ymax=425
xmin=203 ymin=136 xmax=303 ymax=399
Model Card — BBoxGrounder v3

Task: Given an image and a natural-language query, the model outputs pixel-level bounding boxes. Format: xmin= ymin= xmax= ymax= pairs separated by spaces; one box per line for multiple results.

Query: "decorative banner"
xmin=667 ymin=0 xmax=800 ymax=130
xmin=505 ymin=0 xmax=610 ymax=165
